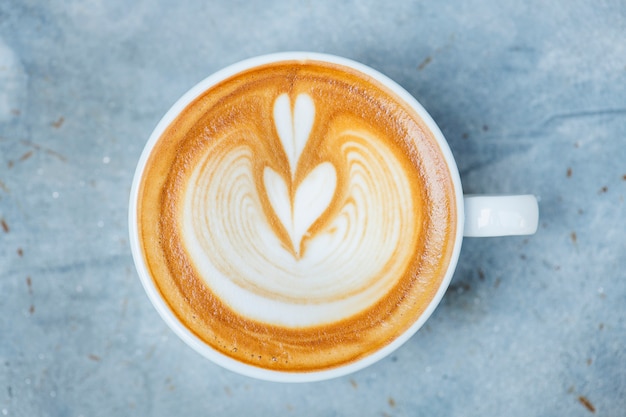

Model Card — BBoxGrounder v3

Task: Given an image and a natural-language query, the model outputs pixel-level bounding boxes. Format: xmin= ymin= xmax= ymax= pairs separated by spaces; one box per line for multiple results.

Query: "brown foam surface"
xmin=137 ymin=60 xmax=457 ymax=372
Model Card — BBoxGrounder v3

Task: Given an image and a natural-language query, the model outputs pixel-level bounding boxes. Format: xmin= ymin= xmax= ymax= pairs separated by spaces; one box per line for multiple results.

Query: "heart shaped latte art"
xmin=264 ymin=162 xmax=337 ymax=257
xmin=181 ymin=92 xmax=419 ymax=327
xmin=264 ymin=93 xmax=338 ymax=257
xmin=273 ymin=93 xmax=316 ymax=180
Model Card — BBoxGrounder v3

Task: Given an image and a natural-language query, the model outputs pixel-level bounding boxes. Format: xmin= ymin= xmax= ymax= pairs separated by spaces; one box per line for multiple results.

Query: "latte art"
xmin=137 ymin=60 xmax=457 ymax=371
xmin=182 ymin=92 xmax=417 ymax=326
xmin=264 ymin=93 xmax=337 ymax=257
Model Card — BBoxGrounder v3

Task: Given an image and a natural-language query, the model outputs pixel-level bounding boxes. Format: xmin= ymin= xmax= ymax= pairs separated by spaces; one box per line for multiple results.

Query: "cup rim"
xmin=128 ymin=51 xmax=465 ymax=383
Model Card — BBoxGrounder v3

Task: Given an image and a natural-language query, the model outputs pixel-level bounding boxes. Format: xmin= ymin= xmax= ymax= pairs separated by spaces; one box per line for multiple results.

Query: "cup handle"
xmin=463 ymin=195 xmax=539 ymax=237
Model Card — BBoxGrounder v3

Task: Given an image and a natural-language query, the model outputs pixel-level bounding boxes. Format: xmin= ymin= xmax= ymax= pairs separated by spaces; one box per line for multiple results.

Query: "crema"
xmin=136 ymin=60 xmax=457 ymax=372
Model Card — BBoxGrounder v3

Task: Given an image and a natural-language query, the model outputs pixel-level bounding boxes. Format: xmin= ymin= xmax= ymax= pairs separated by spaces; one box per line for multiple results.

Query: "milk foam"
xmin=273 ymin=93 xmax=315 ymax=180
xmin=264 ymin=162 xmax=337 ymax=256
xmin=265 ymin=93 xmax=338 ymax=256
xmin=181 ymin=94 xmax=418 ymax=327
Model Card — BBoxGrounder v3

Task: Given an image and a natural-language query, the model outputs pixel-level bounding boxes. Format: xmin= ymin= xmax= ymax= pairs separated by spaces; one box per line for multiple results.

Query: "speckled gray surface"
xmin=1 ymin=0 xmax=625 ymax=415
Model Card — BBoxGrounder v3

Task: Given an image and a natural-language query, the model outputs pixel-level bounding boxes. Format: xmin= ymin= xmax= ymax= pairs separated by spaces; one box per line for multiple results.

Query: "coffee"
xmin=136 ymin=59 xmax=457 ymax=372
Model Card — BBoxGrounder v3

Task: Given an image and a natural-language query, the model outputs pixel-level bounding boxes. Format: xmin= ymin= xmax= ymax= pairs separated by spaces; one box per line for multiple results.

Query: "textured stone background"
xmin=1 ymin=0 xmax=625 ymax=415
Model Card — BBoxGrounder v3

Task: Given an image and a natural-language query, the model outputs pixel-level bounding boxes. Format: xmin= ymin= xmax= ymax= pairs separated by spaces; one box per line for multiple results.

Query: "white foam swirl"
xmin=181 ymin=128 xmax=417 ymax=327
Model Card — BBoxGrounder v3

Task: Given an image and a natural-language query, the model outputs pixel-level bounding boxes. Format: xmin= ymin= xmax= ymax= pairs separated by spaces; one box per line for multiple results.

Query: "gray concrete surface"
xmin=1 ymin=0 xmax=625 ymax=415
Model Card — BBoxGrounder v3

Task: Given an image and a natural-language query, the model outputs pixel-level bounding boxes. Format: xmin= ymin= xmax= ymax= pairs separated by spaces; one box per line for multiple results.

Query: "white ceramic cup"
xmin=129 ymin=52 xmax=539 ymax=383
